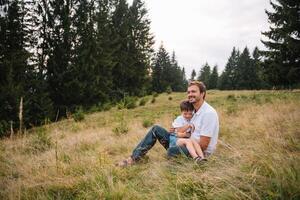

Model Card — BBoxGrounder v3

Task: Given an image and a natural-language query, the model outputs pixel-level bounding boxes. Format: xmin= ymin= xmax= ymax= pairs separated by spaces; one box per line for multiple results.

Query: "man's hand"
xmin=189 ymin=123 xmax=195 ymax=133
xmin=199 ymin=136 xmax=210 ymax=151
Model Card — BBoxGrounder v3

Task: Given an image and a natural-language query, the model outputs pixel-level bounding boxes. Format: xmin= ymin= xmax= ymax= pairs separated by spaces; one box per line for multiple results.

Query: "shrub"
xmin=125 ymin=100 xmax=136 ymax=109
xmin=28 ymin=127 xmax=52 ymax=153
xmin=118 ymin=96 xmax=137 ymax=109
xmin=117 ymin=102 xmax=125 ymax=110
xmin=102 ymin=103 xmax=112 ymax=111
xmin=142 ymin=119 xmax=154 ymax=128
xmin=73 ymin=108 xmax=85 ymax=122
xmin=151 ymin=97 xmax=156 ymax=104
xmin=227 ymin=94 xmax=236 ymax=101
xmin=252 ymin=93 xmax=262 ymax=104
xmin=252 ymin=93 xmax=257 ymax=100
xmin=89 ymin=102 xmax=112 ymax=113
xmin=166 ymin=86 xmax=172 ymax=94
xmin=112 ymin=112 xmax=129 ymax=135
xmin=265 ymin=96 xmax=272 ymax=103
xmin=152 ymin=92 xmax=158 ymax=97
xmin=139 ymin=98 xmax=147 ymax=106
xmin=0 ymin=120 xmax=9 ymax=137
xmin=240 ymin=95 xmax=248 ymax=99
xmin=113 ymin=123 xmax=129 ymax=136
xmin=88 ymin=105 xmax=100 ymax=113
xmin=226 ymin=104 xmax=238 ymax=115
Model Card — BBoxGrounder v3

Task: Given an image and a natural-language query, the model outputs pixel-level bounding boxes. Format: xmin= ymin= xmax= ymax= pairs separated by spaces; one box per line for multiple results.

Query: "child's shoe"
xmin=194 ymin=156 xmax=207 ymax=165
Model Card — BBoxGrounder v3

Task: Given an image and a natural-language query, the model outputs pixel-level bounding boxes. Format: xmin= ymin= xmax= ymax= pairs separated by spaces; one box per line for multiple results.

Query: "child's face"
xmin=182 ymin=110 xmax=193 ymax=120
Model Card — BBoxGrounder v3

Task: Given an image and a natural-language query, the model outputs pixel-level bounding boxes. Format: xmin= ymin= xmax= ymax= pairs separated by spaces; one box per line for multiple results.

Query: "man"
xmin=117 ymin=81 xmax=219 ymax=167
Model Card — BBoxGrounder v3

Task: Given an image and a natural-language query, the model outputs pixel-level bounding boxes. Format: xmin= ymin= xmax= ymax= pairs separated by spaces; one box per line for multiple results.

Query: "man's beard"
xmin=188 ymin=96 xmax=197 ymax=103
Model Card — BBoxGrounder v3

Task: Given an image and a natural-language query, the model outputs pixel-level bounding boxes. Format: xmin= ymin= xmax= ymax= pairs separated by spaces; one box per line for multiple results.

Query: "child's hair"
xmin=180 ymin=100 xmax=194 ymax=112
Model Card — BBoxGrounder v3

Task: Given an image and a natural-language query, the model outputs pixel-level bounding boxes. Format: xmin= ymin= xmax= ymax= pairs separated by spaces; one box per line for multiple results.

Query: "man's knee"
xmin=151 ymin=124 xmax=162 ymax=131
xmin=150 ymin=125 xmax=164 ymax=137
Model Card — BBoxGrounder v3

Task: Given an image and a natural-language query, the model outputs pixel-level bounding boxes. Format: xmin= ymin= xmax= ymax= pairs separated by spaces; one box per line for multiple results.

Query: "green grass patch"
xmin=139 ymin=97 xmax=148 ymax=106
xmin=142 ymin=118 xmax=154 ymax=128
xmin=27 ymin=127 xmax=52 ymax=154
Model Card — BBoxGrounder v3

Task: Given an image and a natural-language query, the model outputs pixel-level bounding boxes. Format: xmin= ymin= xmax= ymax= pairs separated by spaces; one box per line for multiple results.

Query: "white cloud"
xmin=129 ymin=0 xmax=271 ymax=77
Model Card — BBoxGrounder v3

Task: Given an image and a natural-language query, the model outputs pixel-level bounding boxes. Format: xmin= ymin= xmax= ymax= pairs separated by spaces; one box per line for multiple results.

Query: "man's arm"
xmin=197 ymin=112 xmax=218 ymax=152
xmin=199 ymin=136 xmax=211 ymax=151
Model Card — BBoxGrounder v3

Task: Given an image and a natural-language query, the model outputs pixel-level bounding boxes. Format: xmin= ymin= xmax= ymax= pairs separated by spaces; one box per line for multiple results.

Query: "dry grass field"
xmin=0 ymin=90 xmax=299 ymax=199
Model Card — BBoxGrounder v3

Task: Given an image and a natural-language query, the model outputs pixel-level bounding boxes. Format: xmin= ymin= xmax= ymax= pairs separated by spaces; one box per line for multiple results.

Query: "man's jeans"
xmin=131 ymin=125 xmax=190 ymax=161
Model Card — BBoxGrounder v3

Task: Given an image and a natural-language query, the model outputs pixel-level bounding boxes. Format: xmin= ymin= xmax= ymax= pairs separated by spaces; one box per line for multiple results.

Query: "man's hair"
xmin=188 ymin=80 xmax=206 ymax=99
xmin=180 ymin=100 xmax=194 ymax=112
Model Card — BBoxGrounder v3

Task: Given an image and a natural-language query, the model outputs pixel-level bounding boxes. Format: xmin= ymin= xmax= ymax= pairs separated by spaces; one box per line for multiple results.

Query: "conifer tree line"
xmin=218 ymin=47 xmax=267 ymax=90
xmin=0 ymin=0 xmax=299 ymax=136
xmin=191 ymin=46 xmax=266 ymax=90
xmin=151 ymin=43 xmax=188 ymax=93
xmin=0 ymin=0 xmax=188 ymax=136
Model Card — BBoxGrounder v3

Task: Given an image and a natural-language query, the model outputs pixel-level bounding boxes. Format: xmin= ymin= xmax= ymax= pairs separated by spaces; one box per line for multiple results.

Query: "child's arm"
xmin=174 ymin=123 xmax=195 ymax=138
xmin=176 ymin=131 xmax=191 ymax=138
xmin=175 ymin=124 xmax=193 ymax=133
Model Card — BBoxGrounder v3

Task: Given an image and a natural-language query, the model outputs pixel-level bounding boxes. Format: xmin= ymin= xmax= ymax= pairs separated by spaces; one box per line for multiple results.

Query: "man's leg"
xmin=167 ymin=144 xmax=190 ymax=158
xmin=131 ymin=125 xmax=170 ymax=161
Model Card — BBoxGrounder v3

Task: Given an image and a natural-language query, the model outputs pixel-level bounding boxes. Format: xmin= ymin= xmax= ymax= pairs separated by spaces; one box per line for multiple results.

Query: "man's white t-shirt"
xmin=190 ymin=101 xmax=219 ymax=154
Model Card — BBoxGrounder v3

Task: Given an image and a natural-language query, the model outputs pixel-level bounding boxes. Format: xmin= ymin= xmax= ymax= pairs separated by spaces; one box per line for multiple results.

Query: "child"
xmin=170 ymin=100 xmax=206 ymax=163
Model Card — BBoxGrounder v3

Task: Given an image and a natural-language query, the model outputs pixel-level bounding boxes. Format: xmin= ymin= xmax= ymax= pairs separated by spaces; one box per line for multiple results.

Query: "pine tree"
xmin=236 ymin=47 xmax=256 ymax=89
xmin=168 ymin=51 xmax=182 ymax=91
xmin=0 ymin=0 xmax=29 ymax=135
xmin=93 ymin=0 xmax=115 ymax=102
xmin=151 ymin=44 xmax=169 ymax=93
xmin=111 ymin=0 xmax=131 ymax=97
xmin=27 ymin=0 xmax=52 ymax=77
xmin=73 ymin=0 xmax=109 ymax=108
xmin=46 ymin=0 xmax=77 ymax=115
xmin=22 ymin=0 xmax=54 ymax=127
xmin=24 ymin=70 xmax=54 ymax=126
xmin=197 ymin=62 xmax=211 ymax=89
xmin=209 ymin=65 xmax=218 ymax=89
xmin=151 ymin=48 xmax=186 ymax=92
xmin=262 ymin=0 xmax=300 ymax=88
xmin=190 ymin=69 xmax=196 ymax=81
xmin=218 ymin=47 xmax=240 ymax=90
xmin=252 ymin=47 xmax=268 ymax=89
xmin=127 ymin=0 xmax=154 ymax=95
xmin=181 ymin=67 xmax=188 ymax=89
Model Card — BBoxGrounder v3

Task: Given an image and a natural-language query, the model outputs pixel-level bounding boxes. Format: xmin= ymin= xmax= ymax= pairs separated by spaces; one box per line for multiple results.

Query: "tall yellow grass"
xmin=0 ymin=90 xmax=299 ymax=199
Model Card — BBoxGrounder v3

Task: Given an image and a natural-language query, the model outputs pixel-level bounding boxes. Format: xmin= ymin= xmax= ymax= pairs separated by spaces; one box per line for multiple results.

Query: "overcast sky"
xmin=128 ymin=0 xmax=272 ymax=77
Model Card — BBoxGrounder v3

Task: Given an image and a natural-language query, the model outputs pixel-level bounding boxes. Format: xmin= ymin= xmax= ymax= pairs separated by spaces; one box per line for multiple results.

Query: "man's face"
xmin=182 ymin=110 xmax=193 ymax=120
xmin=187 ymin=85 xmax=203 ymax=104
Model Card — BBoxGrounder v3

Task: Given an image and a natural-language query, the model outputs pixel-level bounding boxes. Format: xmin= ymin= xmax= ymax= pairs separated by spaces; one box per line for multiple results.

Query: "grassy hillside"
xmin=1 ymin=90 xmax=299 ymax=200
